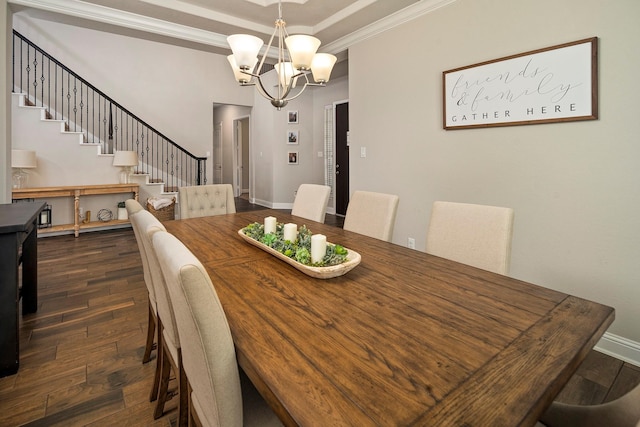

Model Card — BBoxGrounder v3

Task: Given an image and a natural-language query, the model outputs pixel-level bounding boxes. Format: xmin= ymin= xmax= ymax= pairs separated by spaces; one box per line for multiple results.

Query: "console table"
xmin=0 ymin=201 xmax=45 ymax=377
xmin=12 ymin=184 xmax=139 ymax=237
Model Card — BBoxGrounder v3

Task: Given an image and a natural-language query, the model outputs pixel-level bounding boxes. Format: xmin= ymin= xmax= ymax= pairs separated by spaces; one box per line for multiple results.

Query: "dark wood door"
xmin=335 ymin=102 xmax=349 ymax=215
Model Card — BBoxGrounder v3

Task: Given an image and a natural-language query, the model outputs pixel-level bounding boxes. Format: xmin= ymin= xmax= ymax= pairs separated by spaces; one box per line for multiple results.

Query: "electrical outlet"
xmin=407 ymin=237 xmax=416 ymax=249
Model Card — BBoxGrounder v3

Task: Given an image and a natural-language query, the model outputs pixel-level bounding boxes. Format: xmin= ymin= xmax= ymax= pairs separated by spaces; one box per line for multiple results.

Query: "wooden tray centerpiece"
xmin=239 ymin=219 xmax=361 ymax=279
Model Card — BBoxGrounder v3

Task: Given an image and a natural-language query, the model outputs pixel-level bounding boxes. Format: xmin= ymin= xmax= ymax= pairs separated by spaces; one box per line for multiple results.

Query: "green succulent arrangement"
xmin=242 ymin=222 xmax=348 ymax=267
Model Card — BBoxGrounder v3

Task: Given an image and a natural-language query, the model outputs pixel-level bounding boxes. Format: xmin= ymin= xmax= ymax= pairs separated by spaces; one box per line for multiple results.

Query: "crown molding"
xmin=9 ymin=0 xmax=457 ymax=56
xmin=9 ymin=0 xmax=230 ymax=47
xmin=322 ymin=0 xmax=457 ymax=54
xmin=138 ymin=0 xmax=276 ymax=35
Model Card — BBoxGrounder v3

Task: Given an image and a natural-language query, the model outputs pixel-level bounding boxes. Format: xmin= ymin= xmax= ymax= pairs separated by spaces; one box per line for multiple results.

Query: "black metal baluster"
xmin=39 ymin=51 xmax=45 ymax=108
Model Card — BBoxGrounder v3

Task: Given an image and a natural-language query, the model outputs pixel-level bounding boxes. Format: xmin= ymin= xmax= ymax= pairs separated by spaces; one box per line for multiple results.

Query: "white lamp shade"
xmin=227 ymin=34 xmax=264 ymax=69
xmin=285 ymin=35 xmax=321 ymax=70
xmin=113 ymin=150 xmax=139 ymax=167
xmin=227 ymin=55 xmax=256 ymax=83
xmin=12 ymin=150 xmax=37 ymax=168
xmin=311 ymin=53 xmax=337 ymax=83
xmin=275 ymin=62 xmax=298 ymax=89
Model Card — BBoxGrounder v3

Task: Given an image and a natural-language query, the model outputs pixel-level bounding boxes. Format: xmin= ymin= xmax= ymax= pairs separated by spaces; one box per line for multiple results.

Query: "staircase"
xmin=11 ymin=30 xmax=206 ymax=205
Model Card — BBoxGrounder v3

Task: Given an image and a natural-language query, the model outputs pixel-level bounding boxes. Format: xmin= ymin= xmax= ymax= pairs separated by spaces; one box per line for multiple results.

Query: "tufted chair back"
xmin=178 ymin=184 xmax=236 ymax=219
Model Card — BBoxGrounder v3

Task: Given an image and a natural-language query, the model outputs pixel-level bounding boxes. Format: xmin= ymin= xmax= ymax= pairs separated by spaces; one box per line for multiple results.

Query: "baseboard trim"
xmin=271 ymin=202 xmax=293 ymax=210
xmin=251 ymin=198 xmax=273 ymax=208
xmin=595 ymin=332 xmax=640 ymax=367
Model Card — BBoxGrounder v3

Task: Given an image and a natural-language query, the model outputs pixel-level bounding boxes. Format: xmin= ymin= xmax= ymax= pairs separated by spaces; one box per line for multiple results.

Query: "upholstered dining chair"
xmin=425 ymin=201 xmax=514 ymax=275
xmin=130 ymin=210 xmax=188 ymax=426
xmin=152 ymin=231 xmax=283 ymax=427
xmin=178 ymin=184 xmax=236 ymax=219
xmin=291 ymin=183 xmax=331 ymax=223
xmin=125 ymin=199 xmax=156 ymax=364
xmin=342 ymin=190 xmax=399 ymax=242
xmin=537 ymin=382 xmax=640 ymax=427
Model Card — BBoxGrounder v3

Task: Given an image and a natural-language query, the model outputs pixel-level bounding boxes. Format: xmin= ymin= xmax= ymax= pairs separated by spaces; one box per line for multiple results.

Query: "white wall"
xmin=349 ymin=0 xmax=640 ymax=349
xmin=247 ymin=70 xmax=348 ymax=207
xmin=11 ymin=13 xmax=349 ymax=208
xmin=12 ymin=13 xmax=254 ymax=186
xmin=1 ymin=1 xmax=10 ymax=203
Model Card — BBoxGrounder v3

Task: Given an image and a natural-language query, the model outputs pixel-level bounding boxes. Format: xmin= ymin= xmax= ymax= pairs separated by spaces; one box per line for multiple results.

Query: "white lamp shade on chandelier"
xmin=284 ymin=34 xmax=321 ymax=69
xmin=227 ymin=34 xmax=263 ymax=70
xmin=310 ymin=53 xmax=338 ymax=83
xmin=113 ymin=150 xmax=139 ymax=184
xmin=227 ymin=55 xmax=257 ymax=84
xmin=226 ymin=0 xmax=337 ymax=109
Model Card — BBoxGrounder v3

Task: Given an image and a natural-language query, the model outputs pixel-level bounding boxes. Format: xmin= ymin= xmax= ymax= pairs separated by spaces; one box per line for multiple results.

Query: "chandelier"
xmin=226 ymin=0 xmax=337 ymax=109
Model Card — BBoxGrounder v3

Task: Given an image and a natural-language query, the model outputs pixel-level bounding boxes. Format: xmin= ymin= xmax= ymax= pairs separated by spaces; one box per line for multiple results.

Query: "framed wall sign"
xmin=443 ymin=37 xmax=598 ymax=130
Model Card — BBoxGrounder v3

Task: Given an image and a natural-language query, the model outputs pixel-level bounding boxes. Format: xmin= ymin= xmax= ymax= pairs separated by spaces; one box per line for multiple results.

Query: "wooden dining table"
xmin=164 ymin=210 xmax=614 ymax=427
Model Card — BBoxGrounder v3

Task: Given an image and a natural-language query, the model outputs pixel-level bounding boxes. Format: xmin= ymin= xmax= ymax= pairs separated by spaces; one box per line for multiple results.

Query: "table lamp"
xmin=112 ymin=150 xmax=138 ymax=184
xmin=11 ymin=149 xmax=37 ymax=188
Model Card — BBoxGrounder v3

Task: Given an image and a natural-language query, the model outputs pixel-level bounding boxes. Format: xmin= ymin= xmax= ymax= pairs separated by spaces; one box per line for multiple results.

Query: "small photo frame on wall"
xmin=287 ymin=130 xmax=299 ymax=144
xmin=288 ymin=151 xmax=298 ymax=165
xmin=288 ymin=110 xmax=298 ymax=124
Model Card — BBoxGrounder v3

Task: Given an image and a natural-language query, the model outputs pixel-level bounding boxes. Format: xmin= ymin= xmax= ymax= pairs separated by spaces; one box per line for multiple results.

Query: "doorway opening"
xmin=233 ymin=116 xmax=250 ymax=198
xmin=212 ymin=105 xmax=252 ymax=199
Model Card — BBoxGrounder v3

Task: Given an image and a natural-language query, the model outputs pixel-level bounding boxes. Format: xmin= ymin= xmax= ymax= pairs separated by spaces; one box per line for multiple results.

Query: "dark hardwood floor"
xmin=0 ymin=197 xmax=636 ymax=426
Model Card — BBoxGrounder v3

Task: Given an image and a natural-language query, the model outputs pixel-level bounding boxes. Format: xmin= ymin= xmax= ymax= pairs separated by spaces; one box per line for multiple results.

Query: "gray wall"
xmin=349 ymin=0 xmax=640 ymax=347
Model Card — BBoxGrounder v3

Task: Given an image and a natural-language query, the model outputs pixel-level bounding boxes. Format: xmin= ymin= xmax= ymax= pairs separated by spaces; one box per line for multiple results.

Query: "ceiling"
xmin=9 ymin=0 xmax=455 ymax=61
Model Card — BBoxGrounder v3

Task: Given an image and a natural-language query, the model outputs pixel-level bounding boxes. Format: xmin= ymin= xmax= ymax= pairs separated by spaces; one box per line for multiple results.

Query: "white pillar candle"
xmin=283 ymin=223 xmax=297 ymax=242
xmin=311 ymin=234 xmax=327 ymax=264
xmin=264 ymin=216 xmax=276 ymax=234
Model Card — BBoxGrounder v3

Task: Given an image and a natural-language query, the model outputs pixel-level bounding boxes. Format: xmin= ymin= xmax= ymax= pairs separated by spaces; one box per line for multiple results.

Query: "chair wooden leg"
xmin=150 ymin=317 xmax=164 ymax=402
xmin=178 ymin=350 xmax=188 ymax=427
xmin=153 ymin=342 xmax=172 ymax=419
xmin=187 ymin=382 xmax=197 ymax=427
xmin=189 ymin=380 xmax=203 ymax=427
xmin=142 ymin=302 xmax=156 ymax=364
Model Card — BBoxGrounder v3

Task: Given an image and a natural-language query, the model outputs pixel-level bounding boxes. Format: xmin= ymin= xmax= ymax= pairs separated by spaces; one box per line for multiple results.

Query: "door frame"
xmin=333 ymin=99 xmax=349 ymax=216
xmin=232 ymin=115 xmax=251 ymax=198
xmin=213 ymin=121 xmax=223 ymax=184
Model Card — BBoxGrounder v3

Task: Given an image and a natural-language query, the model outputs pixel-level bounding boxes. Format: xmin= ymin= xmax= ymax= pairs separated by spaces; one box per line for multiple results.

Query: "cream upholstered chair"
xmin=342 ymin=190 xmax=399 ymax=242
xmin=178 ymin=184 xmax=236 ymax=219
xmin=130 ymin=210 xmax=188 ymax=426
xmin=537 ymin=382 xmax=640 ymax=427
xmin=291 ymin=184 xmax=331 ymax=223
xmin=152 ymin=231 xmax=282 ymax=427
xmin=425 ymin=201 xmax=514 ymax=275
xmin=125 ymin=199 xmax=156 ymax=364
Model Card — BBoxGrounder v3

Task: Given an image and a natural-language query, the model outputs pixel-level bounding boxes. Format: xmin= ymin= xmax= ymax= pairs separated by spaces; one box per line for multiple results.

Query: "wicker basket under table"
xmin=147 ymin=197 xmax=176 ymax=221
